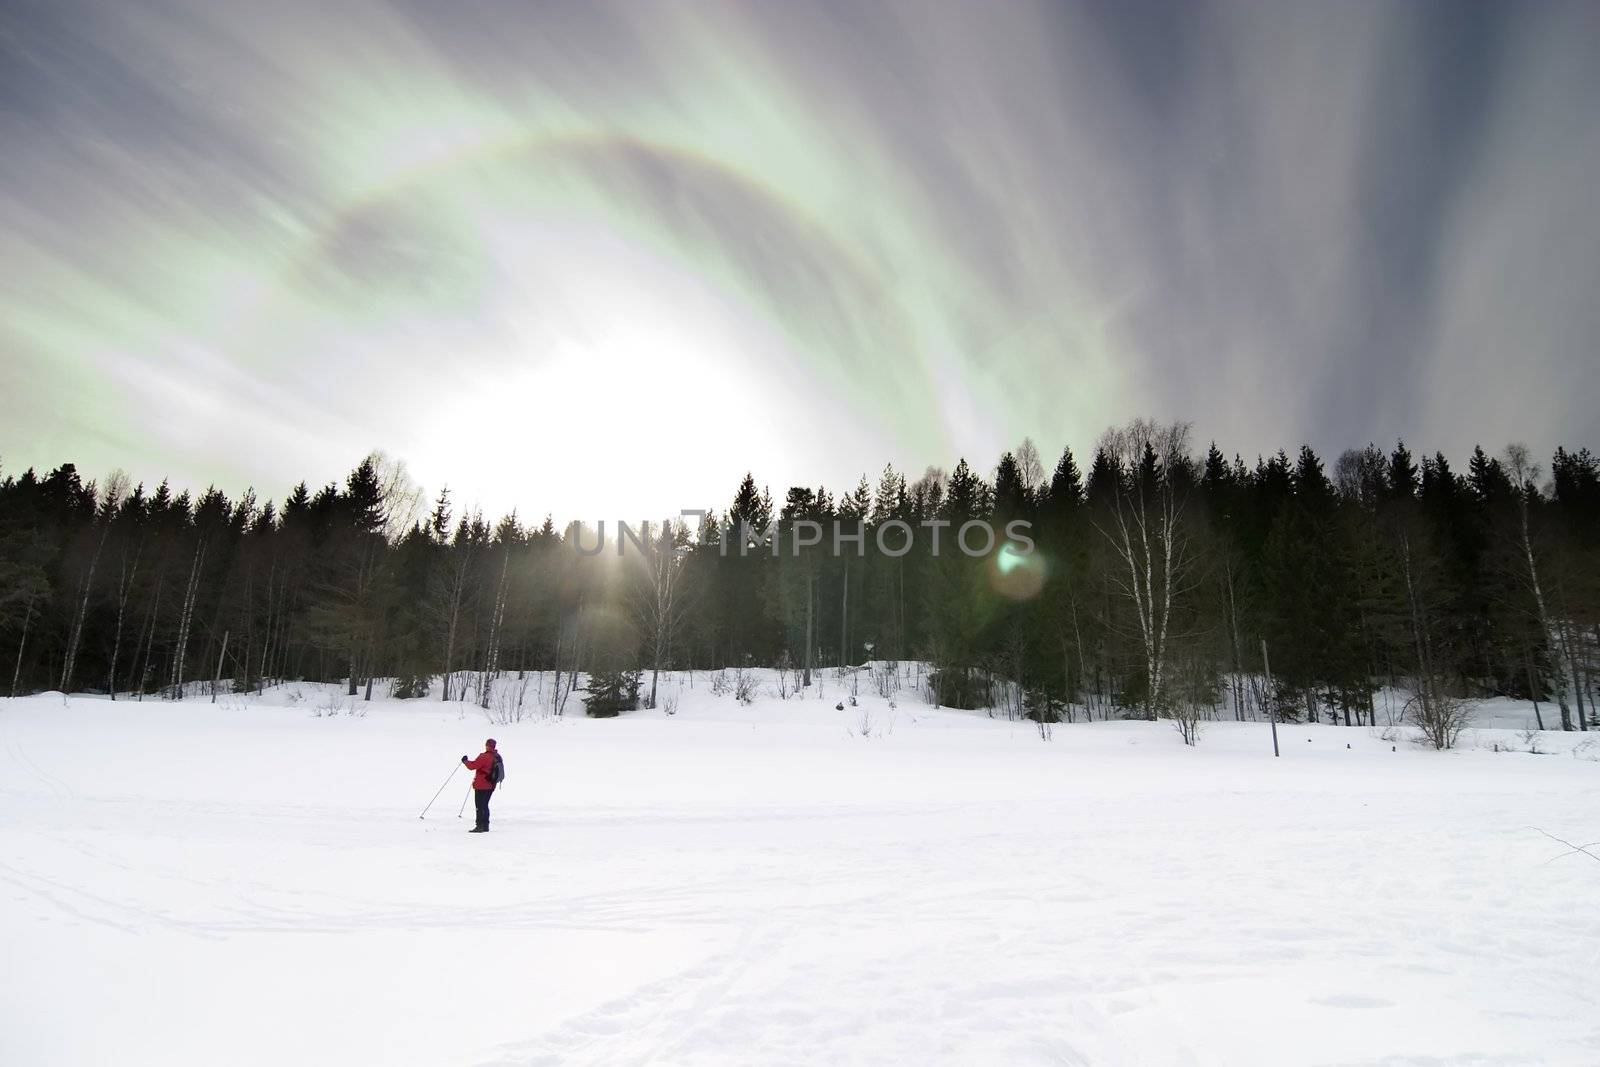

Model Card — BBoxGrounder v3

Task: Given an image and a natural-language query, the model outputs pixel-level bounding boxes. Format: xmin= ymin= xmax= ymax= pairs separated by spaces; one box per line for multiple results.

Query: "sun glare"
xmin=413 ymin=220 xmax=801 ymax=523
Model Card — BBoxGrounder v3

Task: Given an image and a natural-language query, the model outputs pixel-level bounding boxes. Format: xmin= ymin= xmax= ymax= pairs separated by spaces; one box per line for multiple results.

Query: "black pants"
xmin=473 ymin=787 xmax=494 ymax=830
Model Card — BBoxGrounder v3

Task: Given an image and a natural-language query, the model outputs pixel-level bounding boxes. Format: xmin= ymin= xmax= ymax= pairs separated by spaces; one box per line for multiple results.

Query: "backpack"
xmin=490 ymin=751 xmax=505 ymax=785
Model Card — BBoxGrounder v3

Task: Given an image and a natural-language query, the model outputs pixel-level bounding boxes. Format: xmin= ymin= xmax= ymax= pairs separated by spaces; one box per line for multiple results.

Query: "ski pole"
xmin=419 ymin=763 xmax=459 ymax=819
xmin=458 ymin=787 xmax=472 ymax=819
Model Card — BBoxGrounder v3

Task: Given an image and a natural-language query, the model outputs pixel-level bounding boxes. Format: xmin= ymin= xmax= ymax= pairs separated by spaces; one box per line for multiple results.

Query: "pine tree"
xmin=429 ymin=488 xmax=452 ymax=544
xmin=583 ymin=669 xmax=641 ymax=717
xmin=993 ymin=452 xmax=1028 ymax=520
xmin=1045 ymin=447 xmax=1084 ymax=515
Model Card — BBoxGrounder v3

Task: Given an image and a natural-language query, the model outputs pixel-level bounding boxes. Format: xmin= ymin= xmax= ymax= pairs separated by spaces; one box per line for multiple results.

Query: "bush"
xmin=1406 ymin=684 xmax=1474 ymax=750
xmin=872 ymin=662 xmax=900 ymax=699
xmin=1022 ymin=687 xmax=1064 ymax=724
xmin=732 ymin=665 xmax=758 ymax=705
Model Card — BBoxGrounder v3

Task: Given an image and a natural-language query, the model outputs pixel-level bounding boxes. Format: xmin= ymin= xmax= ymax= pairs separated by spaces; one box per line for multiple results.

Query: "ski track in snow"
xmin=2 ymin=682 xmax=1598 ymax=1066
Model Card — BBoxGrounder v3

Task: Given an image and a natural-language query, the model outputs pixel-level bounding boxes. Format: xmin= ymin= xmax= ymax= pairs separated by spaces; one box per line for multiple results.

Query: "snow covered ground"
xmin=3 ymin=672 xmax=1598 ymax=1066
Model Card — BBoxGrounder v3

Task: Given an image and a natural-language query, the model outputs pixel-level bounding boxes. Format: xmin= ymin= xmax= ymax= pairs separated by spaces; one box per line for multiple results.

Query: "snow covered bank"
xmin=2 ymin=683 xmax=1597 ymax=1066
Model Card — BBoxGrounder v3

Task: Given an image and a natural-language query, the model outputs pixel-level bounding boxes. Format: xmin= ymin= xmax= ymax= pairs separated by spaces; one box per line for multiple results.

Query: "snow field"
xmin=2 ymin=674 xmax=1598 ymax=1066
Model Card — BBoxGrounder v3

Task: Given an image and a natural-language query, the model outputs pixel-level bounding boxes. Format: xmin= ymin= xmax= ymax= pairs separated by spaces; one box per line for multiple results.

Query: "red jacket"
xmin=464 ymin=748 xmax=497 ymax=790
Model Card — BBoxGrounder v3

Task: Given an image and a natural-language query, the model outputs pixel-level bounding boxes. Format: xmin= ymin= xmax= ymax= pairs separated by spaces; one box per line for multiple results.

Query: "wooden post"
xmin=1261 ymin=638 xmax=1280 ymax=758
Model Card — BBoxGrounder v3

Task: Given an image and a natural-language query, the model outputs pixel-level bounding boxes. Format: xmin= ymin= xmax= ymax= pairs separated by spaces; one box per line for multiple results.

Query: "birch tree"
xmin=61 ymin=471 xmax=127 ymax=691
xmin=1503 ymin=445 xmax=1575 ymax=729
xmin=1092 ymin=419 xmax=1198 ymax=721
xmin=432 ymin=512 xmax=483 ymax=702
xmin=105 ymin=485 xmax=148 ymax=699
xmin=629 ymin=517 xmax=696 ymax=708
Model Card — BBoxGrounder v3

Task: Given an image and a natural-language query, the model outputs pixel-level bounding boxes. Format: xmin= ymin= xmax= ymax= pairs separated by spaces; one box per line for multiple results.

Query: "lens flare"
xmin=990 ymin=542 xmax=1046 ymax=600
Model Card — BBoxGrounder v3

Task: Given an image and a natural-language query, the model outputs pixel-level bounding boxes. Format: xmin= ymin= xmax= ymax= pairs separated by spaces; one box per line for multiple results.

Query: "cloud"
xmin=1 ymin=0 xmax=1594 ymax=517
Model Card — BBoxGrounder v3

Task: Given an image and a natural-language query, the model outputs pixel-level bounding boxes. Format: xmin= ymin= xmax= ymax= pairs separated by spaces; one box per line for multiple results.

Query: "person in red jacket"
xmin=462 ymin=739 xmax=499 ymax=833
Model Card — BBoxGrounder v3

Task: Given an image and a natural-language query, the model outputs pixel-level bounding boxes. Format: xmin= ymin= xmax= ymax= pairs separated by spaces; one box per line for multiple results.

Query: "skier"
xmin=461 ymin=738 xmax=500 ymax=833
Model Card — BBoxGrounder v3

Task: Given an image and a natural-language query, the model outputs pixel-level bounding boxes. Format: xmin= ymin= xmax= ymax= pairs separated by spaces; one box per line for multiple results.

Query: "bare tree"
xmin=373 ymin=452 xmax=424 ymax=542
xmin=1169 ymin=643 xmax=1212 ymax=746
xmin=105 ymin=487 xmax=147 ymax=700
xmin=432 ymin=513 xmax=481 ymax=702
xmin=9 ymin=591 xmax=41 ymax=697
xmin=168 ymin=537 xmax=207 ymax=699
xmin=1218 ymin=546 xmax=1248 ymax=721
xmin=548 ymin=606 xmax=584 ymax=716
xmin=60 ymin=471 xmax=127 ymax=692
xmin=1092 ymin=419 xmax=1199 ymax=720
xmin=1407 ymin=688 xmax=1474 ymax=750
xmin=1 ymin=523 xmax=50 ymax=697
xmin=478 ymin=548 xmax=510 ymax=709
xmin=627 ymin=518 xmax=697 ymax=709
xmin=1503 ymin=445 xmax=1579 ymax=730
xmin=1015 ymin=437 xmax=1046 ymax=498
xmin=132 ymin=569 xmax=163 ymax=700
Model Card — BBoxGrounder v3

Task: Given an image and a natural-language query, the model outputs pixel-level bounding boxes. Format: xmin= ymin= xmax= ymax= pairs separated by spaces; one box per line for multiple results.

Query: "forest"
xmin=2 ymin=419 xmax=1596 ymax=738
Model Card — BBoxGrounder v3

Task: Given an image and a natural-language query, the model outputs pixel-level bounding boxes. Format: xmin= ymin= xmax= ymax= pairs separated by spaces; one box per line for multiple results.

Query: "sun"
xmin=410 ymin=218 xmax=801 ymax=524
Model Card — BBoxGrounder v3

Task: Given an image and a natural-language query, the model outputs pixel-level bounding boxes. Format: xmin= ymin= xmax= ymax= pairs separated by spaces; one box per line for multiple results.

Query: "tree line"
xmin=1 ymin=420 xmax=1596 ymax=737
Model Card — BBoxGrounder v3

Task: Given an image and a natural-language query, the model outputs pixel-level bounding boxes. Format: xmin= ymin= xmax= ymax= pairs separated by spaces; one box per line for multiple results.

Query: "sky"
xmin=2 ymin=0 xmax=1597 ymax=524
